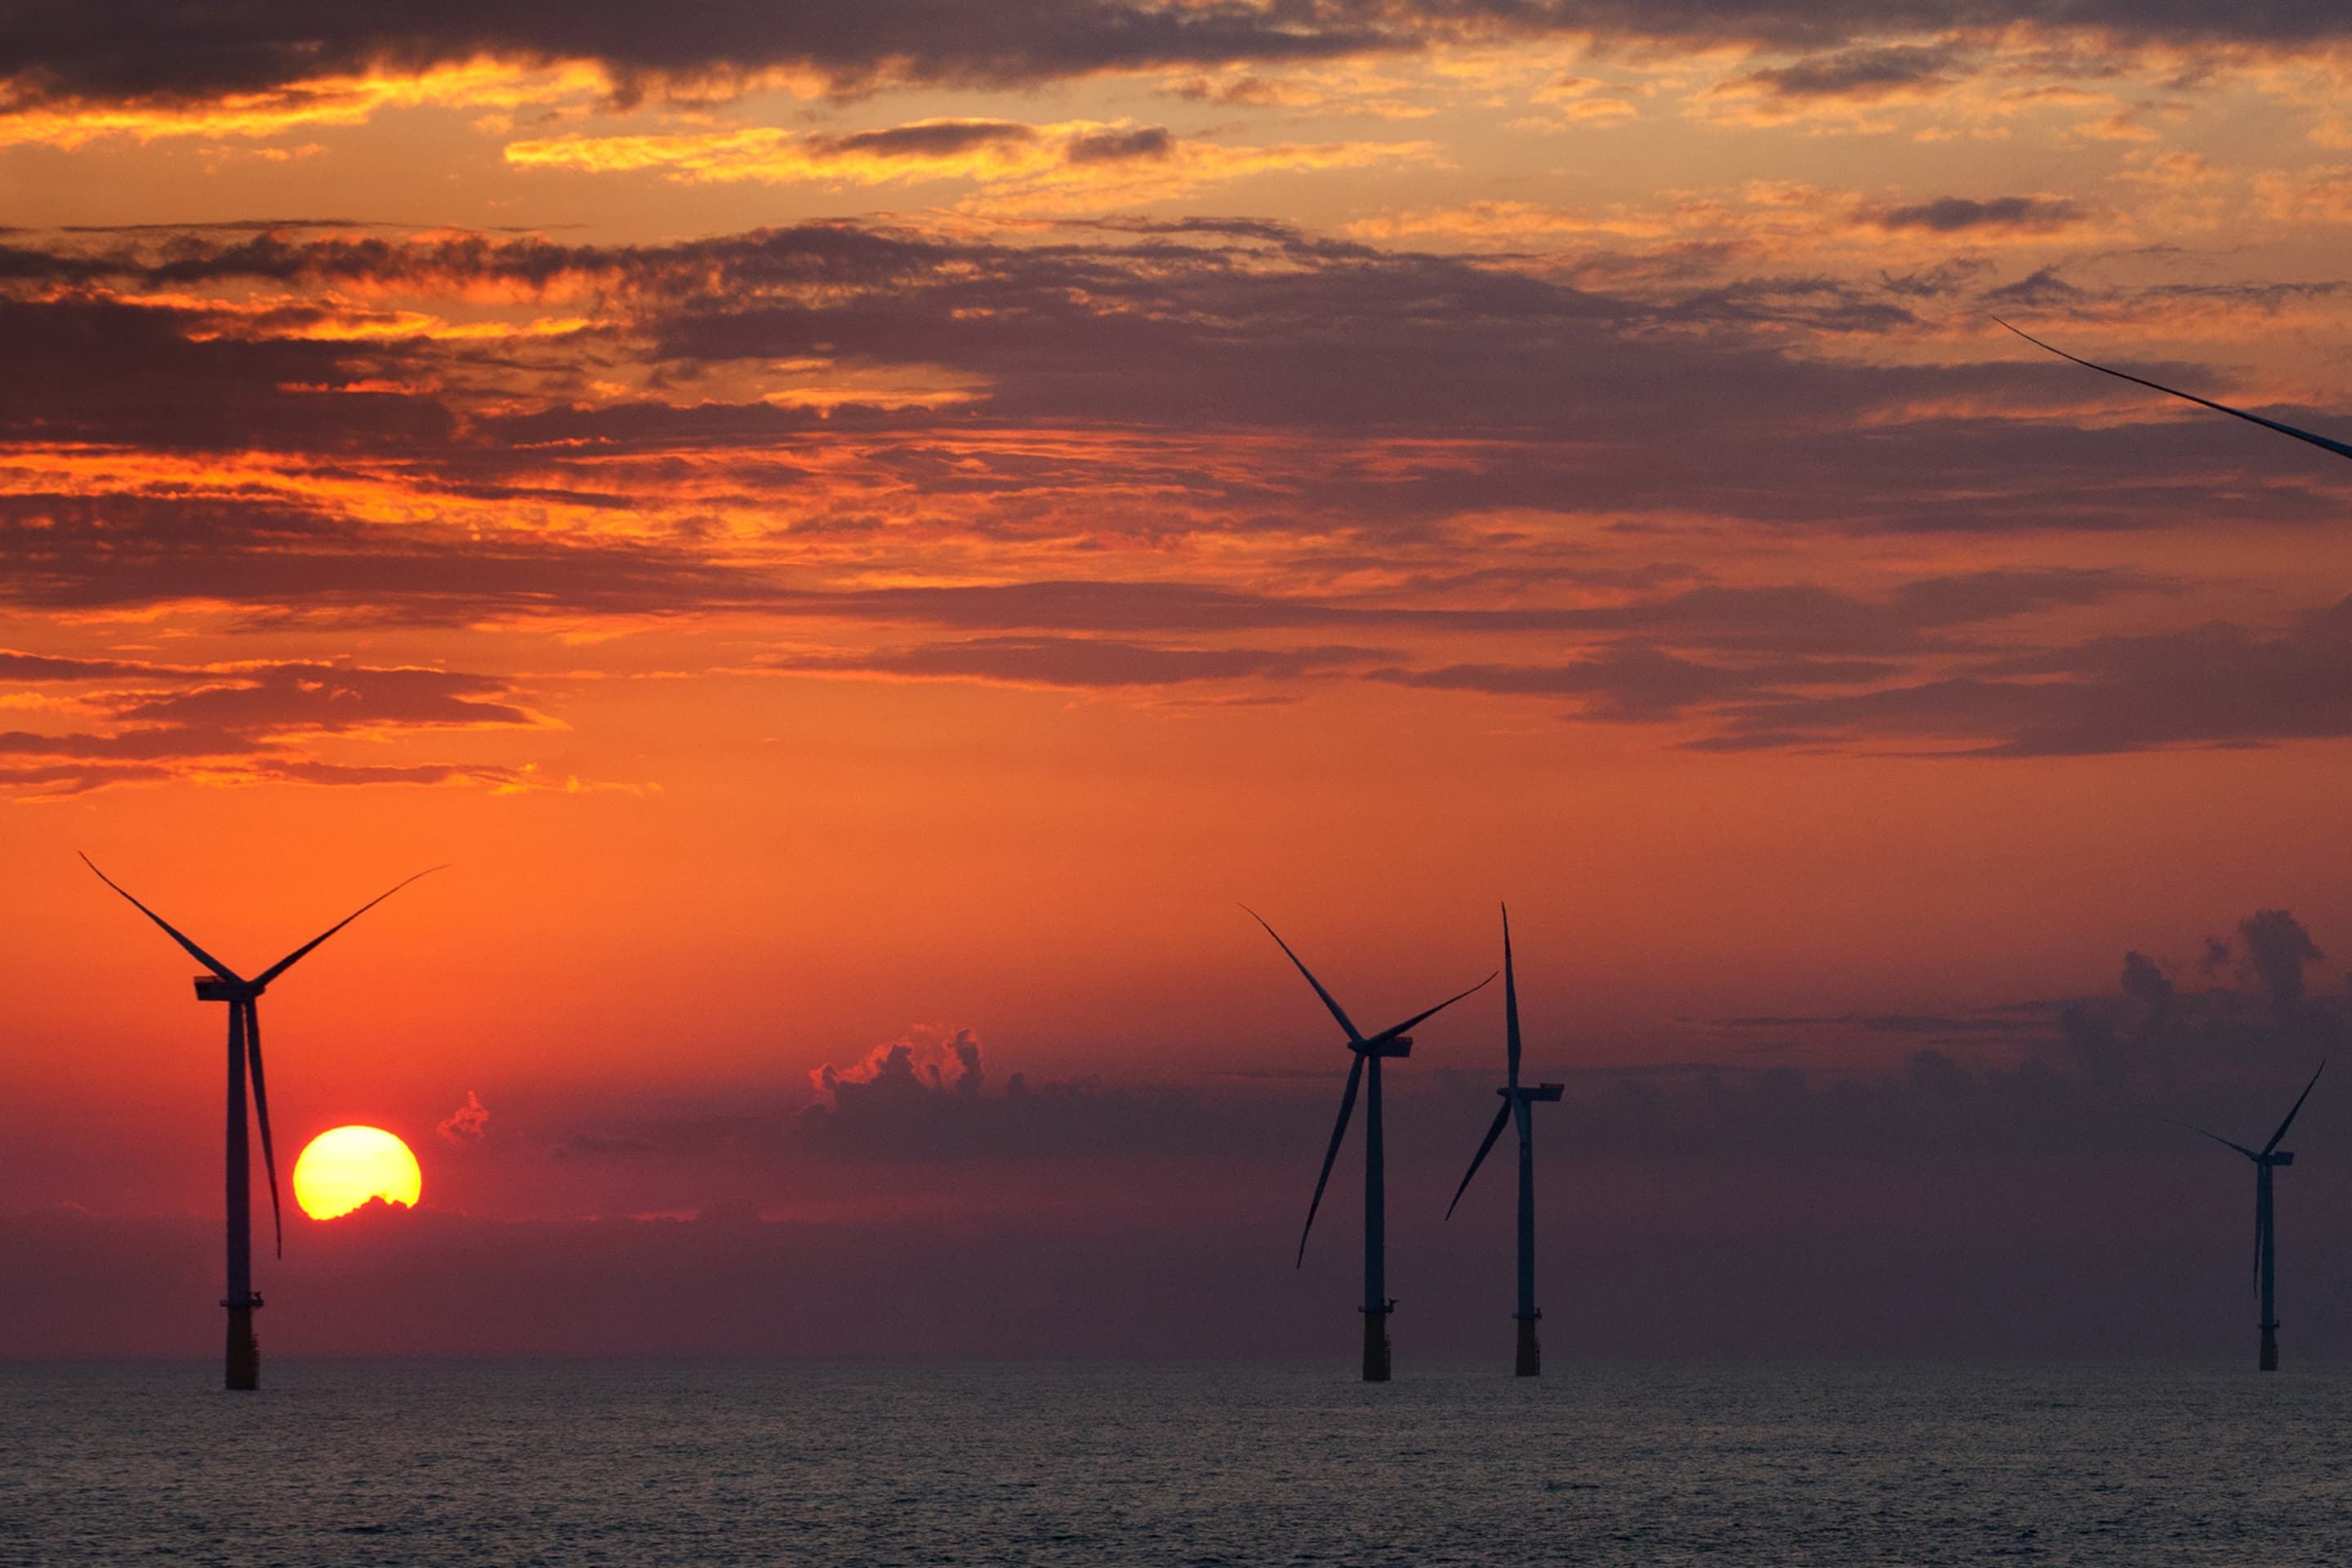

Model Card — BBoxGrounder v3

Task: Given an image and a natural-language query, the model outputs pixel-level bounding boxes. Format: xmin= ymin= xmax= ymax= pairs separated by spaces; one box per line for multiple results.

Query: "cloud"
xmin=1 ymin=219 xmax=2328 ymax=549
xmin=725 ymin=568 xmax=2167 ymax=717
xmin=0 ymin=649 xmax=198 ymax=681
xmin=800 ymin=1027 xmax=1254 ymax=1161
xmin=765 ymin=636 xmax=1388 ymax=688
xmin=1064 ymin=125 xmax=1176 ymax=163
xmin=504 ymin=118 xmax=1439 ymax=212
xmin=0 ymin=488 xmax=791 ymax=626
xmin=11 ymin=2 xmax=2352 ymax=135
xmin=737 ymin=567 xmax=2143 ymax=644
xmin=2063 ymin=907 xmax=2343 ymax=1083
xmin=0 ymin=3 xmax=1388 ymax=118
xmin=0 ymin=57 xmax=608 ymax=149
xmin=812 ymin=1025 xmax=988 ymax=1100
xmin=504 ymin=118 xmax=1055 ymax=184
xmin=1697 ymin=40 xmax=1979 ymax=130
xmin=1980 ymin=264 xmax=2085 ymax=305
xmin=1714 ymin=902 xmax=2350 ymax=1094
xmin=105 ymin=664 xmax=537 ymax=733
xmin=0 ymin=217 xmax=2342 ymax=764
xmin=1861 ymin=194 xmax=2095 ymax=235
xmin=1369 ymin=646 xmax=1898 ymax=721
xmin=1698 ymin=595 xmax=2352 ymax=755
xmin=2238 ymin=909 xmax=2321 ymax=1018
xmin=819 ymin=119 xmax=1040 ymax=159
xmin=437 ymin=1091 xmax=491 ymax=1146
xmin=2121 ymin=950 xmax=2174 ymax=1011
xmin=0 ymin=294 xmax=456 ymax=454
xmin=1731 ymin=43 xmax=1962 ymax=104
xmin=0 ymin=656 xmax=557 ymax=796
xmin=2257 ymin=163 xmax=2352 ymax=223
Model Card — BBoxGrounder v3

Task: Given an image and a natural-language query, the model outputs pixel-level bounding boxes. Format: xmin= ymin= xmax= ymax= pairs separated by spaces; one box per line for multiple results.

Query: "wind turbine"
xmin=1247 ymin=907 xmax=1493 ymax=1382
xmin=82 ymin=854 xmax=440 ymax=1391
xmin=1997 ymin=318 xmax=2352 ymax=465
xmin=1444 ymin=905 xmax=1564 ymax=1375
xmin=2178 ymin=1062 xmax=2325 ymax=1371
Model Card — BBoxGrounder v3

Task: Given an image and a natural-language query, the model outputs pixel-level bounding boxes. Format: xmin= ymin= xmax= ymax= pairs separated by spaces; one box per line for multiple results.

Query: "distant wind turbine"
xmin=1443 ymin=905 xmax=1565 ymax=1376
xmin=1248 ymin=907 xmax=1493 ymax=1382
xmin=1996 ymin=318 xmax=2352 ymax=464
xmin=82 ymin=854 xmax=441 ymax=1391
xmin=2177 ymin=1062 xmax=2325 ymax=1371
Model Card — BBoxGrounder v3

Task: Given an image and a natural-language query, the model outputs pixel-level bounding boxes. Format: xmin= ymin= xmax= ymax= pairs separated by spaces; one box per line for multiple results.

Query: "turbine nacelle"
xmin=1357 ymin=1036 xmax=1414 ymax=1058
xmin=1499 ymin=1083 xmax=1564 ymax=1102
xmin=194 ymin=976 xmax=263 ymax=1004
xmin=2270 ymin=1151 xmax=2296 ymax=1167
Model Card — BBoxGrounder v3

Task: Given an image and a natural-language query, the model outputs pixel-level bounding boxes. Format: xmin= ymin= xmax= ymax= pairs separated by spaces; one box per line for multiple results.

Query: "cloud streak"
xmin=0 ymin=655 xmax=557 ymax=795
xmin=505 ymin=117 xmax=1439 ymax=211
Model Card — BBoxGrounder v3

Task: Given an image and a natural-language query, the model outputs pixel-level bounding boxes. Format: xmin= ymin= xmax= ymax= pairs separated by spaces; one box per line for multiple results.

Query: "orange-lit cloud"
xmin=0 ymin=58 xmax=610 ymax=149
xmin=504 ymin=117 xmax=1442 ymax=209
xmin=2256 ymin=163 xmax=2352 ymax=223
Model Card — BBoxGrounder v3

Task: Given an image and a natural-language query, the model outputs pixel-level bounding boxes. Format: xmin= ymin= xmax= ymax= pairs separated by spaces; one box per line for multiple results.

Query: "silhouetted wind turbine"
xmin=1444 ymin=905 xmax=1564 ymax=1375
xmin=1997 ymin=318 xmax=2352 ymax=464
xmin=82 ymin=854 xmax=440 ymax=1391
xmin=2177 ymin=1062 xmax=2325 ymax=1371
xmin=1248 ymin=907 xmax=1493 ymax=1382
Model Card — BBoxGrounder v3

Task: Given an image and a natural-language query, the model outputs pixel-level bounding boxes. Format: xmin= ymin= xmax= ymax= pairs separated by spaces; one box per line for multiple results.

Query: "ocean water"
xmin=5 ymin=1359 xmax=2349 ymax=1566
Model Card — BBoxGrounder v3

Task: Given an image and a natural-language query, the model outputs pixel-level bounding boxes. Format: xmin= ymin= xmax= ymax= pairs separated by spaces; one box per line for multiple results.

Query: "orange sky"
xmin=5 ymin=7 xmax=2352 ymax=1356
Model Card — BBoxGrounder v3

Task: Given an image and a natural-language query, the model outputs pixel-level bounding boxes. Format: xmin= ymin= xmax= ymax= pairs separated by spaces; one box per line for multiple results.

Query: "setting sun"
xmin=292 ymin=1126 xmax=421 ymax=1220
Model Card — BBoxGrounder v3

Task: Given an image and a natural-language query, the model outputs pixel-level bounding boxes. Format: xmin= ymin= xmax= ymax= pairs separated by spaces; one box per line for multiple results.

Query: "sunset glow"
xmin=4 ymin=1 xmax=2351 ymax=1370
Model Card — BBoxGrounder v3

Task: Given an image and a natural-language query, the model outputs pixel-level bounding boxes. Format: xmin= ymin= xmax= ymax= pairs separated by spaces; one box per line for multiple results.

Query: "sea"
xmin=5 ymin=1359 xmax=2348 ymax=1566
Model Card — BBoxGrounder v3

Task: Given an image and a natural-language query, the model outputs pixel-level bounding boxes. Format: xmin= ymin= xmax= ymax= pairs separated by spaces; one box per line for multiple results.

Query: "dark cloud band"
xmin=5 ymin=2 xmax=2350 ymax=115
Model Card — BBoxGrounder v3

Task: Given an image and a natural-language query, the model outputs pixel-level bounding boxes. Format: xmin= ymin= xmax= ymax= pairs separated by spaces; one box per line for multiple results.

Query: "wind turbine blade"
xmin=2171 ymin=1120 xmax=2260 ymax=1160
xmin=1446 ymin=1101 xmax=1513 ymax=1220
xmin=1367 ymin=972 xmax=1498 ymax=1045
xmin=2254 ymin=1197 xmax=2265 ymax=1294
xmin=1243 ymin=906 xmax=1365 ymax=1044
xmin=2262 ymin=1060 xmax=2326 ymax=1156
xmin=1998 ymin=318 xmax=2352 ymax=464
xmin=1502 ymin=903 xmax=1521 ymax=1089
xmin=1297 ymin=1054 xmax=1365 ymax=1266
xmin=252 ymin=866 xmax=446 ymax=988
xmin=78 ymin=853 xmax=242 ymax=984
xmin=244 ymin=1001 xmax=283 ymax=1260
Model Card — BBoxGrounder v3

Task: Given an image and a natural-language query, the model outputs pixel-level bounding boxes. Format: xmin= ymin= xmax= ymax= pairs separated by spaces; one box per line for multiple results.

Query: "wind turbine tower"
xmin=1445 ymin=906 xmax=1564 ymax=1374
xmin=83 ymin=855 xmax=439 ymax=1391
xmin=1249 ymin=908 xmax=1492 ymax=1382
xmin=2179 ymin=1062 xmax=2324 ymax=1371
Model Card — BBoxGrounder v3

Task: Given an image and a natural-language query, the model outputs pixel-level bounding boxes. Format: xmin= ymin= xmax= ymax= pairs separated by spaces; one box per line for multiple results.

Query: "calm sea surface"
xmin=5 ymin=1359 xmax=2349 ymax=1566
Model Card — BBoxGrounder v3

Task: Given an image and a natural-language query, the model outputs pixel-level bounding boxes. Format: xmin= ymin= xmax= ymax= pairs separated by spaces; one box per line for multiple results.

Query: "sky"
xmin=6 ymin=1 xmax=2352 ymax=1360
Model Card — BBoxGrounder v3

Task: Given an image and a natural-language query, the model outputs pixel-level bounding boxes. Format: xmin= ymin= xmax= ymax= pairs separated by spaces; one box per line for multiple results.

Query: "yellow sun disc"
xmin=292 ymin=1125 xmax=422 ymax=1220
